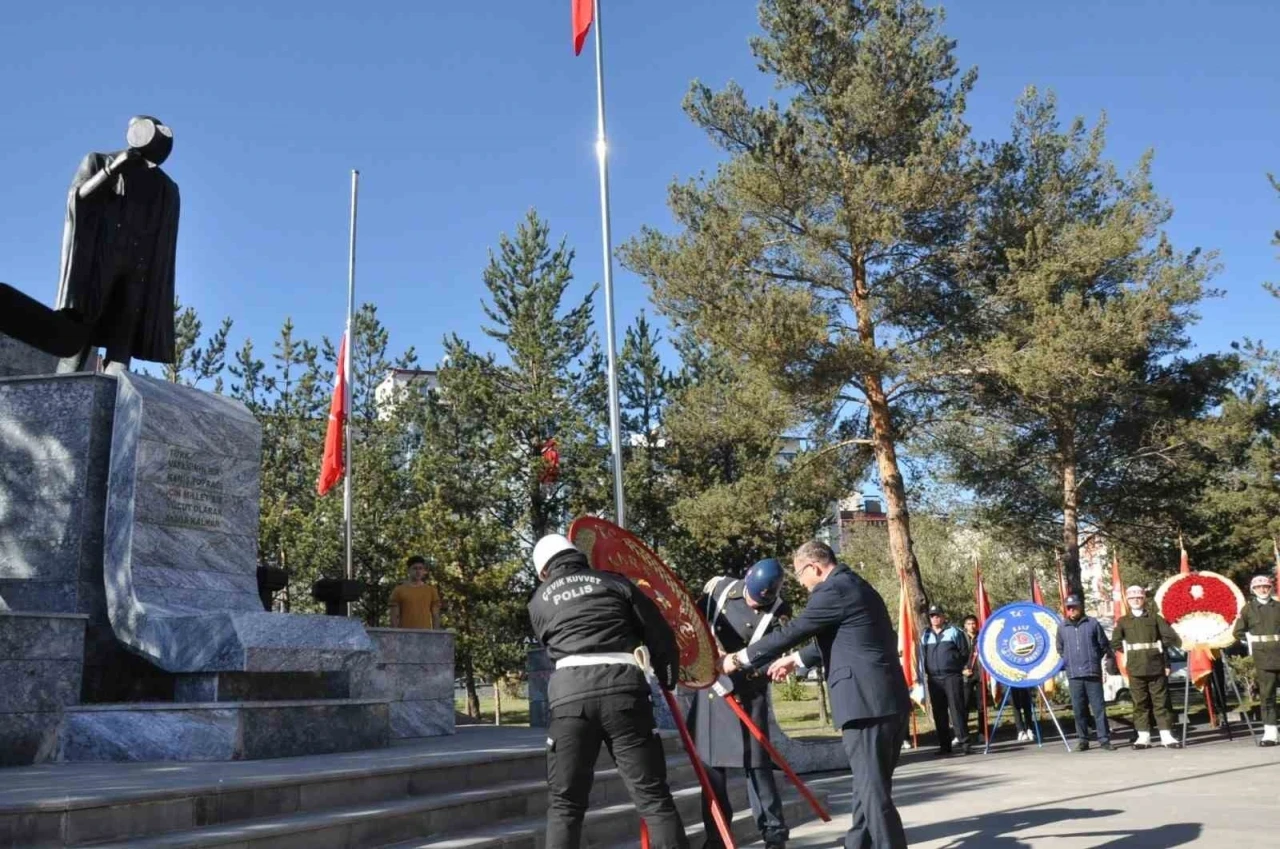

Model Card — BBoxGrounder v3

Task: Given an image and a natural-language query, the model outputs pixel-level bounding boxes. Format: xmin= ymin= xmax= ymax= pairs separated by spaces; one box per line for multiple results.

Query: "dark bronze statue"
xmin=0 ymin=116 xmax=179 ymax=374
xmin=56 ymin=116 xmax=180 ymax=373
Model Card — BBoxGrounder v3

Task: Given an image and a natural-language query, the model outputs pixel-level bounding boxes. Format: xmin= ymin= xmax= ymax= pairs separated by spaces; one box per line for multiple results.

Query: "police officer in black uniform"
xmin=528 ymin=534 xmax=690 ymax=849
xmin=689 ymin=559 xmax=792 ymax=849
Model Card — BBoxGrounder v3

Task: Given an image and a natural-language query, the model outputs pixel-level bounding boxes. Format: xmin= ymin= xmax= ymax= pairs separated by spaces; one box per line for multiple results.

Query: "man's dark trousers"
xmin=1129 ymin=674 xmax=1174 ymax=731
xmin=927 ymin=674 xmax=967 ymax=750
xmin=1259 ymin=668 xmax=1278 ymax=725
xmin=700 ymin=764 xmax=786 ymax=847
xmin=1066 ymin=677 xmax=1110 ymax=744
xmin=546 ymin=693 xmax=687 ymax=849
xmin=840 ymin=712 xmax=908 ymax=849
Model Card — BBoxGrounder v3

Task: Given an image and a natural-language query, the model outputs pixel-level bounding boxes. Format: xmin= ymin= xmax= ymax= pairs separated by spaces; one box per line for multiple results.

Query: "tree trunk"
xmin=817 ymin=674 xmax=830 ymax=728
xmin=1060 ymin=435 xmax=1083 ymax=598
xmin=850 ymin=256 xmax=929 ymax=633
xmin=464 ymin=657 xmax=481 ymax=719
xmin=494 ymin=680 xmax=503 ymax=727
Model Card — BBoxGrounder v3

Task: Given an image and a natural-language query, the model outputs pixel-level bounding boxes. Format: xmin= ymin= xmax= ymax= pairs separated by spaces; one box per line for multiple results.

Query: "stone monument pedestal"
xmin=358 ymin=628 xmax=456 ymax=738
xmin=0 ymin=611 xmax=86 ymax=765
xmin=0 ymin=372 xmax=414 ymax=763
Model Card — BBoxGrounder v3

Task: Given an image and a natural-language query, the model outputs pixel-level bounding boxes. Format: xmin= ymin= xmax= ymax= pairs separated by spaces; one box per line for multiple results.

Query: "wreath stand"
xmin=1178 ymin=654 xmax=1255 ymax=747
xmin=983 ymin=684 xmax=1072 ymax=754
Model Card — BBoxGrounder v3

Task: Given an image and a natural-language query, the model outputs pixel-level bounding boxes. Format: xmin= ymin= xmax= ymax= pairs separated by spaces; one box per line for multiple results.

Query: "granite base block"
xmin=389 ymin=698 xmax=455 ymax=739
xmin=0 ymin=334 xmax=56 ymax=378
xmin=0 ymin=711 xmax=61 ymax=766
xmin=0 ymin=611 xmax=87 ymax=659
xmin=103 ymin=372 xmax=375 ymax=674
xmin=365 ymin=627 xmax=456 ymax=665
xmin=56 ymin=698 xmax=391 ymax=762
xmin=173 ymin=671 xmax=351 ymax=702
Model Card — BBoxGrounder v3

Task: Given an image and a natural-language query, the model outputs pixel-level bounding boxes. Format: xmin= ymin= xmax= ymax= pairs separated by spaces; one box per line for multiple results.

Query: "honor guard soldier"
xmin=688 ymin=559 xmax=792 ymax=849
xmin=1110 ymin=586 xmax=1182 ymax=749
xmin=1233 ymin=574 xmax=1280 ymax=746
xmin=527 ymin=534 xmax=690 ymax=849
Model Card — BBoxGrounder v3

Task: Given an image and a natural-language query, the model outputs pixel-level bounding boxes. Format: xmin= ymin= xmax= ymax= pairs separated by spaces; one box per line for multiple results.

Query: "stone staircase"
xmin=0 ymin=727 xmax=828 ymax=849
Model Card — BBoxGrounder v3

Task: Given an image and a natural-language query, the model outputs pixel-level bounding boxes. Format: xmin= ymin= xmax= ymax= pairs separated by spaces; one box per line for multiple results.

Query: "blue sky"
xmin=1 ymin=1 xmax=1276 ymax=374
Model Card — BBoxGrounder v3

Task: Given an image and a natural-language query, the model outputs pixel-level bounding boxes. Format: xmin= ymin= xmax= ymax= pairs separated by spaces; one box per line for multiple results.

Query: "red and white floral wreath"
xmin=1155 ymin=571 xmax=1244 ymax=650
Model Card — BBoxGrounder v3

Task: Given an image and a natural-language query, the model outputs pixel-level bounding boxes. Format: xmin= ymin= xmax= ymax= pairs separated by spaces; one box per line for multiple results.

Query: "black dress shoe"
xmin=936 ymin=748 xmax=953 ymax=757
xmin=1075 ymin=742 xmax=1090 ymax=752
xmin=1100 ymin=741 xmax=1115 ymax=751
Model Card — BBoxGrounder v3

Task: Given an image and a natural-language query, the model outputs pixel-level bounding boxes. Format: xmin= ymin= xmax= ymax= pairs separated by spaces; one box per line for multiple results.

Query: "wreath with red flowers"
xmin=1155 ymin=571 xmax=1244 ymax=649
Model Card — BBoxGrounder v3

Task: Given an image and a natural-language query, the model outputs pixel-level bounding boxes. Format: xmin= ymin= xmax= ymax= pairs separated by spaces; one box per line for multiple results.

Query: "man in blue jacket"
xmin=1055 ymin=594 xmax=1115 ymax=751
xmin=921 ymin=605 xmax=971 ymax=756
xmin=721 ymin=541 xmax=909 ymax=849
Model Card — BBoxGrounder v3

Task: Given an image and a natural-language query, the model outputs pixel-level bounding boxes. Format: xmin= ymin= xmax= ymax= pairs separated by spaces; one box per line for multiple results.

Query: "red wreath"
xmin=568 ymin=516 xmax=719 ymax=688
xmin=1155 ymin=571 xmax=1244 ymax=649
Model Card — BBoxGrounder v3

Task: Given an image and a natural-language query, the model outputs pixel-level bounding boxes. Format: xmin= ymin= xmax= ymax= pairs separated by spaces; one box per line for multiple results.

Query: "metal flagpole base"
xmin=1037 ymin=686 xmax=1073 ymax=752
xmin=983 ymin=687 xmax=1012 ymax=755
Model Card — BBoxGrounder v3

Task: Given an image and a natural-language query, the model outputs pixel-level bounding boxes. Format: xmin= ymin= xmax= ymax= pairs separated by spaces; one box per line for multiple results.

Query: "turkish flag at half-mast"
xmin=572 ymin=0 xmax=593 ymax=55
xmin=317 ymin=333 xmax=348 ymax=496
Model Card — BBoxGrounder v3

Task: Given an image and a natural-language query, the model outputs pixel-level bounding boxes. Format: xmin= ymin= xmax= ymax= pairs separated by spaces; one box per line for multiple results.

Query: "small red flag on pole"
xmin=571 ymin=0 xmax=593 ymax=55
xmin=317 ymin=333 xmax=347 ymax=496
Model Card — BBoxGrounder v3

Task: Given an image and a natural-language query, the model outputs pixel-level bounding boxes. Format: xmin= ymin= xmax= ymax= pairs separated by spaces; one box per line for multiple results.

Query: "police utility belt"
xmin=1248 ymin=635 xmax=1280 ymax=643
xmin=555 ymin=647 xmax=650 ymax=670
xmin=1124 ymin=641 xmax=1162 ymax=652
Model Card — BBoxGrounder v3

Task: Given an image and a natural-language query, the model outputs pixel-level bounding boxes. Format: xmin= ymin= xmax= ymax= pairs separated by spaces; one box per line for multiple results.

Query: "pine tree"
xmin=165 ymin=298 xmax=232 ymax=390
xmin=468 ymin=210 xmax=610 ymax=551
xmin=937 ymin=89 xmax=1236 ymax=593
xmin=618 ymin=312 xmax=676 ymax=551
xmin=622 ymin=0 xmax=977 ymax=624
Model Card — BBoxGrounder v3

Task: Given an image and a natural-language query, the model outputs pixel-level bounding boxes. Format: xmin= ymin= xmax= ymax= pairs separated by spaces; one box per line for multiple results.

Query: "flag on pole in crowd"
xmin=317 ymin=333 xmax=348 ymax=496
xmin=1273 ymin=538 xmax=1280 ymax=585
xmin=898 ymin=573 xmax=925 ymax=706
xmin=1111 ymin=554 xmax=1128 ymax=677
xmin=1179 ymin=538 xmax=1216 ymax=695
xmin=1055 ymin=553 xmax=1070 ymax=615
xmin=1030 ymin=573 xmax=1057 ymax=694
xmin=974 ymin=564 xmax=994 ymax=740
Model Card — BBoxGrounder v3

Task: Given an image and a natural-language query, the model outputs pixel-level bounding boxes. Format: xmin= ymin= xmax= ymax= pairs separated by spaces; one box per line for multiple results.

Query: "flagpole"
xmin=344 ymin=170 xmax=359 ymax=590
xmin=591 ymin=0 xmax=627 ymax=529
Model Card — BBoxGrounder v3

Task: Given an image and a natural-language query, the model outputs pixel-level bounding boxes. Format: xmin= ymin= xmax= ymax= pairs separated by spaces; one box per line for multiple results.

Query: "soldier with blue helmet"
xmin=687 ymin=558 xmax=793 ymax=849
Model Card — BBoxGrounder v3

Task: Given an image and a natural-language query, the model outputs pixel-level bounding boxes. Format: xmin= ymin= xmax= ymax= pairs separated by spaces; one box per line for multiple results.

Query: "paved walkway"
xmin=746 ymin=732 xmax=1280 ymax=848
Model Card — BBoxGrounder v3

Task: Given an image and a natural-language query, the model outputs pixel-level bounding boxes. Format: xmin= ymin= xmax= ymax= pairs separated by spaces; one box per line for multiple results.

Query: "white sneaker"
xmin=1261 ymin=725 xmax=1277 ymax=747
xmin=951 ymin=736 xmax=960 ymax=746
xmin=1134 ymin=731 xmax=1152 ymax=750
xmin=1159 ymin=730 xmax=1182 ymax=749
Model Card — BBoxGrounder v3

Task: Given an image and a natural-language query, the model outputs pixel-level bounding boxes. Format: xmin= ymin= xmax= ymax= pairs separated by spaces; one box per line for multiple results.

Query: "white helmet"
xmin=533 ymin=534 xmax=578 ymax=579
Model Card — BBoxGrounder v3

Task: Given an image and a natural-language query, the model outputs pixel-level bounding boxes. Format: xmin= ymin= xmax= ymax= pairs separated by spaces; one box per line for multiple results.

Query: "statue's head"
xmin=126 ymin=116 xmax=173 ymax=166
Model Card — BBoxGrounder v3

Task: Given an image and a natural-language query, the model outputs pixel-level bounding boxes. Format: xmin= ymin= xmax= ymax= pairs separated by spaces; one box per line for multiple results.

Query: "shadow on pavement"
xmin=1041 ymin=822 xmax=1203 ymax=848
xmin=906 ymin=806 xmax=1122 ymax=848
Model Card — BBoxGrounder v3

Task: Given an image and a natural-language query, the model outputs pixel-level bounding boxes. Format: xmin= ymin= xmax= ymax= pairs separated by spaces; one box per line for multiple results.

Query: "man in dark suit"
xmin=721 ymin=541 xmax=910 ymax=849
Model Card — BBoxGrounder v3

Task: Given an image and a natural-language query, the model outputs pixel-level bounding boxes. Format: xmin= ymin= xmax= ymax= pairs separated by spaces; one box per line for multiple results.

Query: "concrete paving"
xmin=742 ymin=732 xmax=1280 ymax=848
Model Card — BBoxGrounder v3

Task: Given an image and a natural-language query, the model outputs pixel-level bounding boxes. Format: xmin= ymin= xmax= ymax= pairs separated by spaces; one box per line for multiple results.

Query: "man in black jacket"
xmin=721 ymin=541 xmax=909 ymax=849
xmin=921 ymin=605 xmax=971 ymax=756
xmin=528 ymin=534 xmax=688 ymax=849
xmin=1055 ymin=594 xmax=1115 ymax=751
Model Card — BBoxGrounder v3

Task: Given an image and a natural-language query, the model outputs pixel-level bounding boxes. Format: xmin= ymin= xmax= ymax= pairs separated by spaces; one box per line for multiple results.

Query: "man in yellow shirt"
xmin=389 ymin=555 xmax=441 ymax=629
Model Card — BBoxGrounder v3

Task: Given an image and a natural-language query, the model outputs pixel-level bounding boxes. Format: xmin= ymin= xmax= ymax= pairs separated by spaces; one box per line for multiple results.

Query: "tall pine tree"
xmin=622 ymin=0 xmax=978 ymax=623
xmin=937 ymin=89 xmax=1235 ymax=592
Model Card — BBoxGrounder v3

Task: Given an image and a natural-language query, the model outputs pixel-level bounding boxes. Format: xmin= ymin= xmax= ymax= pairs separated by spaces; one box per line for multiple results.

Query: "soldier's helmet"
xmin=744 ymin=558 xmax=785 ymax=607
xmin=1250 ymin=574 xmax=1274 ymax=592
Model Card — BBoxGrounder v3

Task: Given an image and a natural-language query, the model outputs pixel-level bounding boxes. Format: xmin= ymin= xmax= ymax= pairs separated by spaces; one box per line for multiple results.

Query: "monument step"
xmin=75 ymin=754 xmax=702 ymax=849
xmin=55 ymin=698 xmax=392 ymax=762
xmin=0 ymin=728 xmax=685 ymax=848
xmin=380 ymin=779 xmax=824 ymax=849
